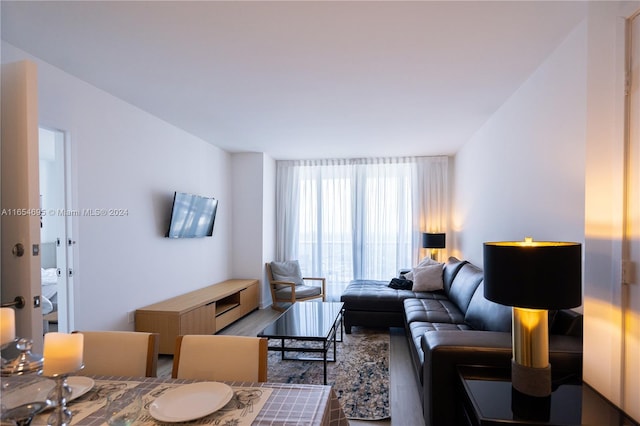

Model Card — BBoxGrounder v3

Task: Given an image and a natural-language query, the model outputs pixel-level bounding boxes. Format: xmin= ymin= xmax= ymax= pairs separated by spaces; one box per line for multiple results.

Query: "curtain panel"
xmin=276 ymin=156 xmax=448 ymax=283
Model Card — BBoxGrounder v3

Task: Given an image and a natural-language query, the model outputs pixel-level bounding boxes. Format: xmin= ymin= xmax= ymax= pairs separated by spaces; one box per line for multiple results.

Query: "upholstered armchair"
xmin=266 ymin=260 xmax=326 ymax=311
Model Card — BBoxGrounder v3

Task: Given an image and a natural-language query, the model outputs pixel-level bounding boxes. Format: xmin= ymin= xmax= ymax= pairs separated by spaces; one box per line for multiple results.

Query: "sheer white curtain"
xmin=276 ymin=156 xmax=448 ymax=292
xmin=412 ymin=156 xmax=449 ymax=264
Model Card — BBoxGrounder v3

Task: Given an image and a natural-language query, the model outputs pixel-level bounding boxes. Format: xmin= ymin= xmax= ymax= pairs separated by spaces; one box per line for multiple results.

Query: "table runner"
xmin=31 ymin=379 xmax=272 ymax=426
xmin=5 ymin=375 xmax=348 ymax=426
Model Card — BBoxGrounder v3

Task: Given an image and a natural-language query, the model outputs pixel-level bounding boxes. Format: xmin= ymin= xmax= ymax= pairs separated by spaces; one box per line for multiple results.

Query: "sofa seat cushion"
xmin=404 ymin=298 xmax=466 ymax=324
xmin=341 ymin=280 xmax=417 ymax=312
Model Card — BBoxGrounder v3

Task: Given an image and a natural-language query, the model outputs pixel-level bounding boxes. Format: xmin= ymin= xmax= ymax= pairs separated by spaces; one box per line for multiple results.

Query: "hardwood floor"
xmin=157 ymin=308 xmax=425 ymax=426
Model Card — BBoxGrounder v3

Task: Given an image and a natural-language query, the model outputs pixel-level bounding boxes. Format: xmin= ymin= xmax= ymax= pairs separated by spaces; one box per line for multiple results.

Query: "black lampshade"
xmin=422 ymin=233 xmax=446 ymax=249
xmin=483 ymin=241 xmax=582 ymax=309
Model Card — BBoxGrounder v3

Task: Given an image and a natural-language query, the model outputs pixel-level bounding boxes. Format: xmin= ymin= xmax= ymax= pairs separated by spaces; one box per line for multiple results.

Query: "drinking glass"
xmin=104 ymin=389 xmax=142 ymax=426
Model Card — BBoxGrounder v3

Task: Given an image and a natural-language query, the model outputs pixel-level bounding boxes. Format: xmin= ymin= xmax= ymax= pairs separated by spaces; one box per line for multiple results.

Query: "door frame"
xmin=1 ymin=60 xmax=43 ymax=352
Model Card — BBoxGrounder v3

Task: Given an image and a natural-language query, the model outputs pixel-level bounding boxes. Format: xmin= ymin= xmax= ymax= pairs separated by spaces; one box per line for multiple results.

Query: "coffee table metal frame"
xmin=257 ymin=301 xmax=344 ymax=385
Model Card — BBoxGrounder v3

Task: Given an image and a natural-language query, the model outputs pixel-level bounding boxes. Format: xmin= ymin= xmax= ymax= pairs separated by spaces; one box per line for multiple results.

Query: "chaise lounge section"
xmin=340 ymin=256 xmax=583 ymax=426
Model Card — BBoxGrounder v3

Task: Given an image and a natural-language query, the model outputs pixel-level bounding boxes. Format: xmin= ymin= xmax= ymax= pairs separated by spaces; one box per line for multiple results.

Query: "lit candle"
xmin=0 ymin=308 xmax=16 ymax=345
xmin=42 ymin=332 xmax=84 ymax=376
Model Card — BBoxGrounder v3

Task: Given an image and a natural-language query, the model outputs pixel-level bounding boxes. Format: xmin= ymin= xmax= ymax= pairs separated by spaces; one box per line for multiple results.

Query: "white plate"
xmin=2 ymin=376 xmax=94 ymax=409
xmin=149 ymin=382 xmax=234 ymax=423
xmin=66 ymin=376 xmax=95 ymax=401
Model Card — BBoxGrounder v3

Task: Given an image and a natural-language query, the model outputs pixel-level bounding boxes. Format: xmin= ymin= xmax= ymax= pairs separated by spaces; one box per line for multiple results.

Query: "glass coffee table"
xmin=257 ymin=301 xmax=344 ymax=385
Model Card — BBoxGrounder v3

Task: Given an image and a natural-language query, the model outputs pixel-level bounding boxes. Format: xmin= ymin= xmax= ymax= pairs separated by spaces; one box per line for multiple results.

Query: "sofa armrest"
xmin=421 ymin=331 xmax=511 ymax=426
xmin=421 ymin=330 xmax=583 ymax=426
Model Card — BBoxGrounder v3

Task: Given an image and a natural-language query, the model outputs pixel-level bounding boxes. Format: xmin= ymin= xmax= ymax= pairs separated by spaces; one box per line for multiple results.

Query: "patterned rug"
xmin=265 ymin=327 xmax=390 ymax=420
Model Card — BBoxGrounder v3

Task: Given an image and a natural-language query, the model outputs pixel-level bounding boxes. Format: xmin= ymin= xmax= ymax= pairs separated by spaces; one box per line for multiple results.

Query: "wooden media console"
xmin=135 ymin=279 xmax=259 ymax=354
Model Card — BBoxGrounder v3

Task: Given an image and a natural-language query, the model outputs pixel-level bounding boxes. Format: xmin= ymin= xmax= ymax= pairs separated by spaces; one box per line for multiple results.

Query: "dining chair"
xmin=266 ymin=260 xmax=326 ymax=311
xmin=172 ymin=335 xmax=268 ymax=382
xmin=72 ymin=330 xmax=159 ymax=377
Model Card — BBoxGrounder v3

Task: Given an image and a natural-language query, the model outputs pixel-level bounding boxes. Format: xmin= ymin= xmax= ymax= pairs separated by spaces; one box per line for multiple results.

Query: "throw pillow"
xmin=270 ymin=260 xmax=304 ymax=286
xmin=417 ymin=256 xmax=441 ymax=267
xmin=411 ymin=263 xmax=444 ymax=292
xmin=404 ymin=257 xmax=441 ymax=281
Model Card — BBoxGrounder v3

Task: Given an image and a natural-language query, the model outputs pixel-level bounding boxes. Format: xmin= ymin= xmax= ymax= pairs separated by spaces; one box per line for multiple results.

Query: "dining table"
xmin=1 ymin=374 xmax=350 ymax=426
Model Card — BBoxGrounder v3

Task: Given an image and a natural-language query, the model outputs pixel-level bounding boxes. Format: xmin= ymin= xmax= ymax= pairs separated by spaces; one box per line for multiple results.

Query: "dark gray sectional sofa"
xmin=340 ymin=256 xmax=583 ymax=426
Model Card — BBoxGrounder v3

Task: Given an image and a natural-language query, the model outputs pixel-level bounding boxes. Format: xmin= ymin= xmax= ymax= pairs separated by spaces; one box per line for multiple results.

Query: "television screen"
xmin=167 ymin=192 xmax=218 ymax=238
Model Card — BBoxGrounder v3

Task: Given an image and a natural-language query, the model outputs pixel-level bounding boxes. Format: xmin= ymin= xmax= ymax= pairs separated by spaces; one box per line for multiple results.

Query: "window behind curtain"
xmin=276 ymin=156 xmax=448 ymax=295
xmin=298 ymin=163 xmax=355 ymax=285
xmin=354 ymin=161 xmax=412 ymax=280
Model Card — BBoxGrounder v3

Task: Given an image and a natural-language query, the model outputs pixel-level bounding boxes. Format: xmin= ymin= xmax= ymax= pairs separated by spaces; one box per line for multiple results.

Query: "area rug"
xmin=266 ymin=327 xmax=390 ymax=421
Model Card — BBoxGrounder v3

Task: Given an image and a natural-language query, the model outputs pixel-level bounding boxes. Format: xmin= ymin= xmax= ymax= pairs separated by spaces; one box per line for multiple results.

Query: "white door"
xmin=1 ymin=60 xmax=43 ymax=352
xmin=39 ymin=127 xmax=73 ymax=333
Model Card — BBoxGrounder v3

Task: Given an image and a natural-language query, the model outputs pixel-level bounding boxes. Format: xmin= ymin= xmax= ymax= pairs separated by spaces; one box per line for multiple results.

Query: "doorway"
xmin=38 ymin=127 xmax=73 ymax=333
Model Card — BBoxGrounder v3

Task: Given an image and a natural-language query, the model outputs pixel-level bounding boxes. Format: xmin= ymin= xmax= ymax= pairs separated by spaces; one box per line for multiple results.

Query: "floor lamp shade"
xmin=483 ymin=240 xmax=582 ymax=399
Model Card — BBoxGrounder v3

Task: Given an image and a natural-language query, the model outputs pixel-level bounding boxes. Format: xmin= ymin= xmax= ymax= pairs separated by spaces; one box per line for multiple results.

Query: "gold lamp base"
xmin=511 ymin=307 xmax=551 ymax=397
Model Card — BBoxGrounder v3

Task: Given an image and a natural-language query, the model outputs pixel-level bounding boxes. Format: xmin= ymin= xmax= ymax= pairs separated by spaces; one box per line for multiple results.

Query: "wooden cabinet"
xmin=240 ymin=283 xmax=259 ymax=316
xmin=135 ymin=279 xmax=259 ymax=354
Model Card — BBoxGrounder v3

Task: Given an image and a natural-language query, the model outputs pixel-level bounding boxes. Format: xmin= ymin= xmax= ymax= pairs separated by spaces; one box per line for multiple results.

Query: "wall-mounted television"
xmin=166 ymin=192 xmax=218 ymax=238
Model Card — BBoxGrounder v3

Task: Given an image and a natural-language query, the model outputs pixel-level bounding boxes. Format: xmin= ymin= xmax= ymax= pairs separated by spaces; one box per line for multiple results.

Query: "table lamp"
xmin=422 ymin=233 xmax=446 ymax=260
xmin=483 ymin=238 xmax=581 ymax=398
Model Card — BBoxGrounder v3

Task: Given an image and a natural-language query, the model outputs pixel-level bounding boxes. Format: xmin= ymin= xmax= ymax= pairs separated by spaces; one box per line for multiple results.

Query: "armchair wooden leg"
xmin=271 ymin=303 xmax=286 ymax=312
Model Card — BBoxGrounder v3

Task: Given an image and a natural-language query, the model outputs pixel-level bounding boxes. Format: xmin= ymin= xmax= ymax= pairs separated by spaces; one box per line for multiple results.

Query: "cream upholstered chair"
xmin=266 ymin=260 xmax=326 ymax=311
xmin=172 ymin=335 xmax=268 ymax=382
xmin=72 ymin=331 xmax=159 ymax=377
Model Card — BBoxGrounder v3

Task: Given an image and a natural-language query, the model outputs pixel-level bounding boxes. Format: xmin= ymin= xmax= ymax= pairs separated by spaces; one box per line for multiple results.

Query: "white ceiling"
xmin=1 ymin=1 xmax=587 ymax=160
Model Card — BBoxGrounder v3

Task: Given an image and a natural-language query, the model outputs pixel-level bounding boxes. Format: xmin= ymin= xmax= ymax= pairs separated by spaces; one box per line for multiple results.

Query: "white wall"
xmin=2 ymin=41 xmax=234 ymax=331
xmin=230 ymin=152 xmax=272 ymax=307
xmin=453 ymin=21 xmax=587 ymax=266
xmin=262 ymin=154 xmax=276 ymax=306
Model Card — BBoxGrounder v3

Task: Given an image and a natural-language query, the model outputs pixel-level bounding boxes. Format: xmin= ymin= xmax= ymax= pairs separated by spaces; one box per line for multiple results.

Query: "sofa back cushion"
xmin=464 ymin=282 xmax=512 ymax=332
xmin=550 ymin=309 xmax=583 ymax=337
xmin=447 ymin=262 xmax=484 ymax=314
xmin=442 ymin=257 xmax=468 ymax=296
